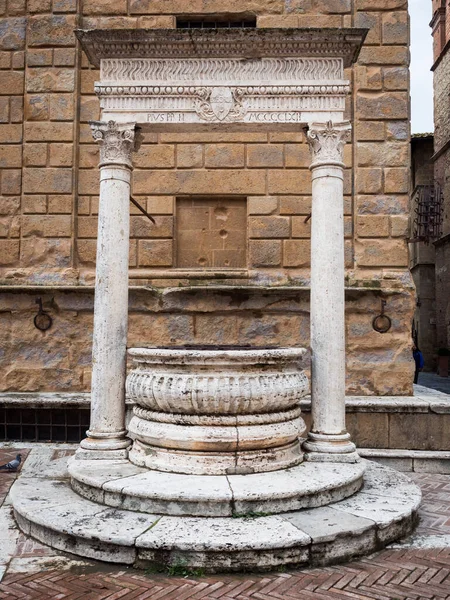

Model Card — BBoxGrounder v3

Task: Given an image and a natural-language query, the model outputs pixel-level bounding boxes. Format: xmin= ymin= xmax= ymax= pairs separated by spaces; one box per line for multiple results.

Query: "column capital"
xmin=90 ymin=120 xmax=141 ymax=169
xmin=303 ymin=120 xmax=351 ymax=170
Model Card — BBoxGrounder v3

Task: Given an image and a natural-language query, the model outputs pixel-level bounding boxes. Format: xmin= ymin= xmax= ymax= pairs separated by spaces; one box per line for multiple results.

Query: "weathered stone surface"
xmin=247 ymin=144 xmax=284 ymax=168
xmin=249 ymin=239 xmax=281 ymax=267
xmin=0 ymin=72 xmax=24 ymax=95
xmin=138 ymin=240 xmax=173 ymax=267
xmin=23 ymin=168 xmax=73 ymax=194
xmin=357 ymin=93 xmax=408 ymax=120
xmin=27 ymin=68 xmax=75 ymax=93
xmin=28 ymin=15 xmax=76 ymax=46
xmin=355 ymin=239 xmax=408 ymax=267
xmin=0 ymin=17 xmax=26 ymax=50
xmin=249 ymin=216 xmax=290 ymax=238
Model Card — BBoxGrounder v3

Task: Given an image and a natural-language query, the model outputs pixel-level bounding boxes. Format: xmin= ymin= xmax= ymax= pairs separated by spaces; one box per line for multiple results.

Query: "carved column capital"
xmin=303 ymin=121 xmax=351 ymax=169
xmin=90 ymin=120 xmax=141 ymax=169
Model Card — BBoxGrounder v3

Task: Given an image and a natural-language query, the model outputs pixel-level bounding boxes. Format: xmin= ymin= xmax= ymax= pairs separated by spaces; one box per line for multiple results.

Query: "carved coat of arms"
xmin=195 ymin=87 xmax=247 ymax=122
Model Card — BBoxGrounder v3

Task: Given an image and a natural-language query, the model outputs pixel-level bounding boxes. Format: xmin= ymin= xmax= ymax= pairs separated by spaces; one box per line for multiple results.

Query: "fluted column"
xmin=302 ymin=121 xmax=359 ymax=463
xmin=79 ymin=121 xmax=138 ymax=458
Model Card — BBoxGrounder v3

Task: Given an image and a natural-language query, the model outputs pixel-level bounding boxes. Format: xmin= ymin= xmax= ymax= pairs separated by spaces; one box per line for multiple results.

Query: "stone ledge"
xmin=10 ymin=453 xmax=420 ymax=572
xmin=68 ymin=459 xmax=365 ymax=517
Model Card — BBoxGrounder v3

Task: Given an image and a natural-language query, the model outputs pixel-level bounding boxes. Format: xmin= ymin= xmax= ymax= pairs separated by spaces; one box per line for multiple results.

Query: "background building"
xmin=0 ymin=0 xmax=413 ymax=408
xmin=430 ymin=0 xmax=450 ymax=368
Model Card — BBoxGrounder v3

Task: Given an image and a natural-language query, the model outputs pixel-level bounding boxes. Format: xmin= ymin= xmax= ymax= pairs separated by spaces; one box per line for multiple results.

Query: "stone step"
xmin=10 ymin=458 xmax=421 ymax=573
xmin=69 ymin=458 xmax=365 ymax=517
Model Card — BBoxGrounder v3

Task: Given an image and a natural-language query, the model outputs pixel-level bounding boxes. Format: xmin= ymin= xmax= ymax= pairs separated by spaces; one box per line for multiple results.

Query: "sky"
xmin=410 ymin=0 xmax=434 ymax=133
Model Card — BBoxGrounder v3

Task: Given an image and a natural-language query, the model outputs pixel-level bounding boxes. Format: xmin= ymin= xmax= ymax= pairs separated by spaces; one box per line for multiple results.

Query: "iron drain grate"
xmin=0 ymin=407 xmax=90 ymax=443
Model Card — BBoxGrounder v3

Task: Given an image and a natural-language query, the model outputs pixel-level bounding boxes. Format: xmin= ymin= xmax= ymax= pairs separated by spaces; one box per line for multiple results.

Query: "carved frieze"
xmin=76 ymin=28 xmax=367 ymax=127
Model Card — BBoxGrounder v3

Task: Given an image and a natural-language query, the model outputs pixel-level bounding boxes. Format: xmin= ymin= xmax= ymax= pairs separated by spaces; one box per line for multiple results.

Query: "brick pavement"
xmin=1 ymin=450 xmax=450 ymax=600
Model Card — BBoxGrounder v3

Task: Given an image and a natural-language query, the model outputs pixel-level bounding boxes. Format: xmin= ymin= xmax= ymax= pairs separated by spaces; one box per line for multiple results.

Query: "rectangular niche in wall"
xmin=176 ymin=197 xmax=247 ymax=268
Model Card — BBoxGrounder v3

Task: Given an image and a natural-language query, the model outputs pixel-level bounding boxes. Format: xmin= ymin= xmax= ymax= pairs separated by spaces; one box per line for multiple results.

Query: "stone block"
xmin=390 ymin=215 xmax=409 ymax=238
xmin=28 ymin=14 xmax=76 ymax=46
xmin=284 ymin=143 xmax=312 ymax=168
xmin=25 ymin=94 xmax=49 ymax=121
xmin=77 ymin=216 xmax=97 ymax=238
xmin=22 ymin=214 xmax=72 ymax=237
xmin=77 ymin=239 xmax=96 ymax=263
xmin=138 ymin=240 xmax=173 ymax=267
xmin=146 ymin=197 xmax=174 ymax=215
xmin=0 ymin=196 xmax=20 ymax=215
xmin=10 ymin=96 xmax=23 ymax=122
xmin=357 ymin=216 xmax=389 ymax=238
xmin=0 ymin=71 xmax=24 ymax=95
xmin=160 ymin=131 xmax=267 ymax=144
xmin=389 ymin=414 xmax=450 ymax=451
xmin=1 ymin=169 xmax=21 ymax=195
xmin=27 ymin=48 xmax=52 ymax=66
xmin=355 ymin=239 xmax=408 ymax=267
xmin=22 ymin=195 xmax=46 ymax=214
xmin=382 ymin=11 xmax=408 ymax=45
xmin=279 ymin=196 xmax=311 ymax=215
xmin=54 ymin=48 xmax=76 ymax=67
xmin=78 ymin=170 xmax=99 ymax=195
xmin=129 ymin=0 xmax=283 ymax=14
xmin=297 ymin=14 xmax=343 ymax=27
xmin=356 ymin=0 xmax=407 ymax=8
xmin=0 ymin=240 xmax=19 ymax=264
xmin=27 ymin=68 xmax=75 ymax=93
xmin=248 ymin=197 xmax=278 ymax=215
xmin=356 ymin=121 xmax=385 ymax=142
xmin=79 ymin=145 xmax=98 ymax=169
xmin=133 ymin=170 xmax=265 ymax=196
xmin=0 ymin=115 xmax=19 ymax=141
xmin=358 ymin=46 xmax=409 ymax=66
xmin=83 ymin=0 xmax=127 ymax=14
xmin=54 ymin=0 xmax=77 ymax=11
xmin=356 ymin=92 xmax=408 ymax=120
xmin=25 ymin=122 xmax=73 ymax=142
xmin=23 ymin=143 xmax=47 ymax=166
xmin=49 ymin=94 xmax=74 ymax=121
xmin=49 ymin=143 xmax=73 ymax=167
xmin=384 ymin=167 xmax=409 ymax=194
xmin=346 ymin=413 xmax=389 ymax=449
xmin=357 ymin=142 xmax=408 ymax=167
xmin=20 ymin=237 xmax=72 ymax=267
xmin=268 ymin=170 xmax=311 ymax=194
xmin=176 ymin=144 xmax=203 ymax=168
xmin=23 ymin=168 xmax=72 ymax=194
xmin=354 ymin=11 xmax=381 ymax=45
xmin=356 ymin=168 xmax=383 ymax=194
xmin=357 ymin=194 xmax=408 ymax=215
xmin=314 ymin=0 xmax=351 ymax=12
xmin=48 ymin=195 xmax=72 ymax=214
xmin=249 ymin=216 xmax=290 ymax=239
xmin=283 ymin=240 xmax=311 ymax=267
xmin=0 ymin=145 xmax=21 ymax=168
xmin=0 ymin=17 xmax=26 ymax=50
xmin=28 ymin=0 xmax=51 ymax=12
xmin=383 ymin=67 xmax=408 ymax=91
xmin=0 ymin=98 xmax=8 ymax=122
xmin=355 ymin=66 xmax=382 ymax=91
xmin=7 ymin=0 xmax=26 ymax=15
xmin=133 ymin=145 xmax=175 ymax=169
xmin=386 ymin=121 xmax=409 ymax=141
xmin=80 ymin=70 xmax=99 ymax=95
xmin=249 ymin=240 xmax=281 ymax=267
xmin=292 ymin=216 xmax=311 ymax=238
xmin=247 ymin=144 xmax=284 ymax=168
xmin=12 ymin=50 xmax=24 ymax=69
xmin=205 ymin=144 xmax=245 ymax=168
xmin=137 ymin=16 xmax=176 ymax=28
xmin=130 ymin=215 xmax=173 ymax=239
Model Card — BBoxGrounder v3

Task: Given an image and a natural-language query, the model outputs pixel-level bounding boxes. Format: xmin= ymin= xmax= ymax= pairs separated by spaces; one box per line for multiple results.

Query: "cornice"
xmin=75 ymin=28 xmax=368 ymax=69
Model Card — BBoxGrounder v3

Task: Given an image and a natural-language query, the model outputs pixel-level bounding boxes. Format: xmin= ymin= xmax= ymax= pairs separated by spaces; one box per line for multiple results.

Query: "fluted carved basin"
xmin=126 ymin=346 xmax=309 ymax=475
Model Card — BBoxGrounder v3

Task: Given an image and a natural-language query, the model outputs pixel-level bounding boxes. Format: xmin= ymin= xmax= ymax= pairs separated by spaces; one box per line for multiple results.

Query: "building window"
xmin=176 ymin=197 xmax=247 ymax=268
xmin=176 ymin=17 xmax=257 ymax=29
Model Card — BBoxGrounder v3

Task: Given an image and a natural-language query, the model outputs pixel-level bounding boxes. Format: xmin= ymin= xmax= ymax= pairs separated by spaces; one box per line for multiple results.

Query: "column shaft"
xmin=79 ymin=121 xmax=138 ymax=456
xmin=302 ymin=121 xmax=358 ymax=462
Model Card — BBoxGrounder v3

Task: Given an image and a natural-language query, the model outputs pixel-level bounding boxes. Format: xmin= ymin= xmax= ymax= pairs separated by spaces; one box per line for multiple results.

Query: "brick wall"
xmin=0 ymin=0 xmax=415 ymax=395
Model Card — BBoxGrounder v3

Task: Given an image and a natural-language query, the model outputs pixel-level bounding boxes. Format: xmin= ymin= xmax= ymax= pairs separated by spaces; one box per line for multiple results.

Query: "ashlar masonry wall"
xmin=0 ymin=0 xmax=415 ymax=395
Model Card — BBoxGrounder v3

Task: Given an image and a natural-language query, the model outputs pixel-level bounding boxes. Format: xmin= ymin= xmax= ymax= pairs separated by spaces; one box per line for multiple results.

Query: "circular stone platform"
xmin=68 ymin=458 xmax=365 ymax=517
xmin=11 ymin=458 xmax=421 ymax=573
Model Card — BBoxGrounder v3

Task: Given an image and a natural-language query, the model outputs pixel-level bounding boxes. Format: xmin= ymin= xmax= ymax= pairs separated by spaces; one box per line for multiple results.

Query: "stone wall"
xmin=0 ymin=0 xmax=415 ymax=395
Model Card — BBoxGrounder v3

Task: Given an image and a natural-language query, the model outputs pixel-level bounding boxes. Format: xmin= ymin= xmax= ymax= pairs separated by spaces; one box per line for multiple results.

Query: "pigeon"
xmin=0 ymin=453 xmax=22 ymax=472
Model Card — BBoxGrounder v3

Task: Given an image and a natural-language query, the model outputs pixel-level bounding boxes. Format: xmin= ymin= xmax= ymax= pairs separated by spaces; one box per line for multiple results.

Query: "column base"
xmin=78 ymin=433 xmax=131 ymax=460
xmin=303 ymin=432 xmax=360 ymax=463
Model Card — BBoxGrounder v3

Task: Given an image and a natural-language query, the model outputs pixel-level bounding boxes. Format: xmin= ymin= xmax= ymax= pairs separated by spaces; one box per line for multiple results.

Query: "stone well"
xmin=126 ymin=346 xmax=309 ymax=475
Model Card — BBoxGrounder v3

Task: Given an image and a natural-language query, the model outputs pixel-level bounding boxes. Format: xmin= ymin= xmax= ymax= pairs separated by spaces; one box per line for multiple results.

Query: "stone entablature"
xmin=76 ymin=28 xmax=366 ymax=127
